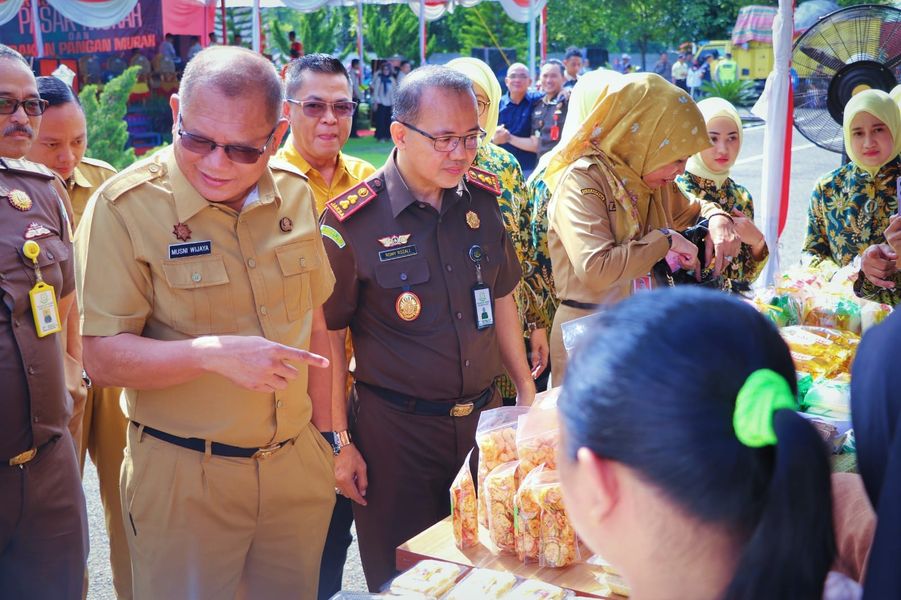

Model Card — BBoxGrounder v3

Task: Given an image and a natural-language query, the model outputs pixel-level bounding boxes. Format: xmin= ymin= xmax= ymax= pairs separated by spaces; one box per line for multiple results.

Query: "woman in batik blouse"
xmin=804 ymin=89 xmax=901 ymax=305
xmin=676 ymin=97 xmax=768 ymax=289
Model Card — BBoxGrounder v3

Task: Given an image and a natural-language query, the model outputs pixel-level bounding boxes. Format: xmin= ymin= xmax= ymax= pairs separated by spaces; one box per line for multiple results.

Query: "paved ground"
xmin=83 ymin=121 xmax=845 ymax=599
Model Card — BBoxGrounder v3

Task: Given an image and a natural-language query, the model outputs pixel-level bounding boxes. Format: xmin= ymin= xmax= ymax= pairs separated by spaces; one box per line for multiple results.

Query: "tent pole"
xmin=528 ymin=0 xmax=535 ymax=79
xmin=31 ymin=0 xmax=44 ymax=58
xmin=356 ymin=0 xmax=364 ymax=63
xmin=220 ymin=0 xmax=227 ymax=45
xmin=540 ymin=6 xmax=547 ymax=63
xmin=252 ymin=0 xmax=261 ymax=52
xmin=419 ymin=0 xmax=426 ymax=65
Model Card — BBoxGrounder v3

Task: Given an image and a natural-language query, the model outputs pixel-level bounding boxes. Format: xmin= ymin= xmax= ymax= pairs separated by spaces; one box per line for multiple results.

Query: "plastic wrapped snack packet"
xmin=476 ymin=407 xmax=529 ymax=527
xmin=450 ymin=449 xmax=479 ymax=549
xmin=515 ymin=399 xmax=560 ymax=482
xmin=388 ymin=560 xmax=466 ymax=598
xmin=514 ymin=465 xmax=545 ymax=563
xmin=485 ymin=460 xmax=520 ymax=554
xmin=443 ymin=568 xmax=518 ymax=600
xmin=536 ymin=473 xmax=580 ymax=568
xmin=502 ymin=578 xmax=571 ymax=599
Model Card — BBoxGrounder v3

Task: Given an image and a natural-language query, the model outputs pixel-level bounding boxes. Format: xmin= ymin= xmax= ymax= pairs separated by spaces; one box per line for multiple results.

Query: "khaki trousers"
xmin=121 ymin=422 xmax=335 ymax=600
xmin=549 ymin=303 xmax=595 ymax=387
xmin=79 ymin=385 xmax=131 ymax=599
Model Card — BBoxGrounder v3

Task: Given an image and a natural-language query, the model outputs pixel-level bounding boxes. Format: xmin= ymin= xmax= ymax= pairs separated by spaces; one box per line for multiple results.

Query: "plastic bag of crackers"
xmin=484 ymin=460 xmax=520 ymax=554
xmin=514 ymin=465 xmax=546 ymax=563
xmin=516 ymin=391 xmax=561 ymax=481
xmin=388 ymin=559 xmax=466 ymax=598
xmin=535 ymin=471 xmax=580 ymax=568
xmin=450 ymin=449 xmax=478 ymax=549
xmin=476 ymin=407 xmax=529 ymax=527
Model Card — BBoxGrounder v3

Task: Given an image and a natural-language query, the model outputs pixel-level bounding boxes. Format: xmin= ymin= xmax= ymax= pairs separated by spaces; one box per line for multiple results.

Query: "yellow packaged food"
xmin=450 ymin=449 xmax=478 ymax=549
xmin=596 ymin=573 xmax=631 ymax=597
xmin=504 ymin=578 xmax=570 ymax=599
xmin=514 ymin=466 xmax=545 ymax=563
xmin=485 ymin=461 xmax=520 ymax=554
xmin=443 ymin=568 xmax=518 ymax=600
xmin=476 ymin=407 xmax=529 ymax=527
xmin=536 ymin=475 xmax=579 ymax=568
xmin=389 ymin=559 xmax=466 ymax=598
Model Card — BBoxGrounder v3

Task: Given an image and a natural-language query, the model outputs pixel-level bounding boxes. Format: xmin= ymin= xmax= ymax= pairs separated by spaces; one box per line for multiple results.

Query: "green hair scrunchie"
xmin=733 ymin=369 xmax=797 ymax=448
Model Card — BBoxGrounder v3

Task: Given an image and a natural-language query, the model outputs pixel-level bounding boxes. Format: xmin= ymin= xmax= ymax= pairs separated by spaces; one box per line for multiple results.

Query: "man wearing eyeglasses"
xmin=0 ymin=44 xmax=88 ymax=597
xmin=321 ymin=65 xmax=536 ymax=591
xmin=75 ymin=46 xmax=337 ymax=599
xmin=275 ymin=51 xmax=376 ymax=600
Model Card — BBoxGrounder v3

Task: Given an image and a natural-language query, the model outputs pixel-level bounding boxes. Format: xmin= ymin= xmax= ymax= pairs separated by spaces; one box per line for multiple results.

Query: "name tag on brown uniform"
xmin=378 ymin=244 xmax=417 ymax=262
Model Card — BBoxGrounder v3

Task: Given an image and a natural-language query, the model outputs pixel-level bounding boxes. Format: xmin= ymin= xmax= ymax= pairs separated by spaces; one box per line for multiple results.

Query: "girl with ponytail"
xmin=558 ymin=287 xmax=844 ymax=599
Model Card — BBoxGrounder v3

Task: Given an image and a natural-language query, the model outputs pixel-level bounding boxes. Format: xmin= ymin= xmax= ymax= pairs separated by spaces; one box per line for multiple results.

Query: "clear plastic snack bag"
xmin=535 ymin=472 xmax=580 ymax=568
xmin=476 ymin=407 xmax=528 ymax=527
xmin=484 ymin=460 xmax=520 ymax=554
xmin=450 ymin=449 xmax=479 ymax=549
xmin=514 ymin=465 xmax=545 ymax=563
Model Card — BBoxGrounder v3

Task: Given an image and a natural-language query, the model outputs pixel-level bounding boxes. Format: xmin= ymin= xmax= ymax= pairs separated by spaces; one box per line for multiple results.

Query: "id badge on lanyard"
xmin=469 ymin=245 xmax=494 ymax=330
xmin=23 ymin=240 xmax=61 ymax=337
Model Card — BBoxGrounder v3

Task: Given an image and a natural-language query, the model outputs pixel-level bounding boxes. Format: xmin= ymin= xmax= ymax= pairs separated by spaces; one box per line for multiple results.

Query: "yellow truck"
xmin=692 ymin=5 xmax=776 ymax=85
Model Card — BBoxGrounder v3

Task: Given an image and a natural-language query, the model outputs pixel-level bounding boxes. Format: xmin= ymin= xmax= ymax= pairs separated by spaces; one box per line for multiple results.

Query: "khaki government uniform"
xmin=548 ymin=155 xmax=726 ymax=379
xmin=0 ymin=158 xmax=88 ymax=598
xmin=75 ymin=147 xmax=336 ymax=599
xmin=66 ymin=156 xmax=134 ymax=599
xmin=321 ymin=151 xmax=520 ymax=591
xmin=275 ymin=139 xmax=377 ymax=599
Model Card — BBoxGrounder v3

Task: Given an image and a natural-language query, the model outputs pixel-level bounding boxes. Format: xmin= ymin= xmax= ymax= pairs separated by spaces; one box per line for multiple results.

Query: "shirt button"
xmin=260 ymin=306 xmax=268 ymax=315
xmin=276 ymin=400 xmax=284 ymax=408
xmin=191 ymin=272 xmax=202 ymax=283
xmin=13 ymin=320 xmax=19 ymax=327
xmin=0 ymin=273 xmax=5 ymax=280
xmin=247 ymin=258 xmax=256 ymax=268
xmin=456 ymin=312 xmax=463 ymax=319
xmin=464 ymin=360 xmax=471 ymax=367
xmin=27 ymin=366 xmax=35 ymax=375
xmin=148 ymin=164 xmax=159 ymax=173
xmin=418 ymin=203 xmax=426 ymax=208
xmin=445 ymin=264 xmax=453 ymax=272
xmin=33 ymin=416 xmax=39 ymax=423
xmin=299 ymin=257 xmax=306 ymax=267
xmin=400 ymin=273 xmax=408 ymax=281
xmin=47 ymin=251 xmax=54 ymax=260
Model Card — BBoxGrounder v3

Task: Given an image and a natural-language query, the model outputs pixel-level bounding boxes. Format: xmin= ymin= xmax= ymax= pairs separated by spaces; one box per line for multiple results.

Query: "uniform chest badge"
xmin=466 ymin=210 xmax=480 ymax=230
xmin=280 ymin=217 xmax=293 ymax=232
xmin=24 ymin=222 xmax=52 ymax=239
xmin=378 ymin=233 xmax=411 ymax=248
xmin=8 ymin=189 xmax=33 ymax=211
xmin=396 ymin=291 xmax=422 ymax=321
xmin=173 ymin=222 xmax=192 ymax=242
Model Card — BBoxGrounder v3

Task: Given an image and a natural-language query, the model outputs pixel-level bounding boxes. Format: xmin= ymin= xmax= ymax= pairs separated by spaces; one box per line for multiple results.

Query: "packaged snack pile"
xmin=779 ymin=326 xmax=859 ymax=380
xmin=476 ymin=407 xmax=528 ymax=527
xmin=450 ymin=450 xmax=478 ymax=549
xmin=535 ymin=475 xmax=580 ymax=568
xmin=485 ymin=461 xmax=520 ymax=553
xmin=389 ymin=560 xmax=466 ymax=598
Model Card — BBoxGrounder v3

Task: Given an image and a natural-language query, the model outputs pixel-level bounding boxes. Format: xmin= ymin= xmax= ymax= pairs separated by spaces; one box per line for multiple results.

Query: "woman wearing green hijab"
xmin=804 ymin=89 xmax=901 ymax=305
xmin=447 ymin=57 xmax=547 ymax=398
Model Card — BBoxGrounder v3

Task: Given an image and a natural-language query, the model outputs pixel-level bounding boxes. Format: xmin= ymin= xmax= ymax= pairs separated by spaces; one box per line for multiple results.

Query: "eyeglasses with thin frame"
xmin=399 ymin=121 xmax=485 ymax=152
xmin=0 ymin=96 xmax=48 ymax=117
xmin=176 ymin=114 xmax=277 ymax=164
xmin=286 ymin=99 xmax=358 ymax=119
xmin=476 ymin=99 xmax=491 ymax=116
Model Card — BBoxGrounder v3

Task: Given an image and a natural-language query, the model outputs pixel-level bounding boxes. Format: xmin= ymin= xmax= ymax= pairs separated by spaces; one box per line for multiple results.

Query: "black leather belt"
xmin=133 ymin=422 xmax=290 ymax=459
xmin=357 ymin=382 xmax=493 ymax=417
xmin=561 ymin=299 xmax=601 ymax=310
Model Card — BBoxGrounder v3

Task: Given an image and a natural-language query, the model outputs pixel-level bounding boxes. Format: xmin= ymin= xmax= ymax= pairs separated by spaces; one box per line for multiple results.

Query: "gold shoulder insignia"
xmin=79 ymin=156 xmax=117 ymax=173
xmin=102 ymin=158 xmax=166 ymax=203
xmin=466 ymin=166 xmax=501 ymax=196
xmin=0 ymin=157 xmax=54 ymax=180
xmin=326 ymin=180 xmax=377 ymax=222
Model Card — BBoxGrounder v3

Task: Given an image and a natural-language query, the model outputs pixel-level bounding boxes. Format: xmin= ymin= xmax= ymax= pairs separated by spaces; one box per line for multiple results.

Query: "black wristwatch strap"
xmin=658 ymin=228 xmax=673 ymax=249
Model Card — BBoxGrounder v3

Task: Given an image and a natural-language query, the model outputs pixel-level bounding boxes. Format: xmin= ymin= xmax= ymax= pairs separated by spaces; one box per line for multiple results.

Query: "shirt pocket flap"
xmin=161 ymin=255 xmax=230 ymax=289
xmin=375 ymin=258 xmax=430 ymax=289
xmin=275 ymin=239 xmax=320 ymax=276
xmin=17 ymin=237 xmax=69 ymax=268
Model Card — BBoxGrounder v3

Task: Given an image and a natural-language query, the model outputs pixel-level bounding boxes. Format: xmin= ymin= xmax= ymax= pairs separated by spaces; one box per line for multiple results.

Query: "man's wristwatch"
xmin=321 ymin=430 xmax=353 ymax=456
xmin=658 ymin=228 xmax=673 ymax=249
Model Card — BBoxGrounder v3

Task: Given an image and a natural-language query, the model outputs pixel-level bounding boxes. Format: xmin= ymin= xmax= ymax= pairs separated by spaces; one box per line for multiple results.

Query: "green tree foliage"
xmin=79 ymin=66 xmax=139 ymax=170
xmin=545 ymin=0 xmax=612 ymax=52
xmin=453 ymin=4 xmax=527 ymax=64
xmin=268 ymin=7 xmax=339 ymax=62
xmin=358 ymin=4 xmax=436 ymax=62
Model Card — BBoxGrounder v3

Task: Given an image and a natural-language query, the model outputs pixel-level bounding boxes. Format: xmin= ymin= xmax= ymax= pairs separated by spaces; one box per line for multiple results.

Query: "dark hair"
xmin=0 ymin=43 xmax=29 ymax=67
xmin=726 ymin=53 xmax=733 ymax=59
xmin=560 ymin=288 xmax=835 ymax=600
xmin=351 ymin=58 xmax=360 ymax=67
xmin=289 ymin=31 xmax=297 ymax=39
xmin=180 ymin=46 xmax=283 ymax=126
xmin=36 ymin=76 xmax=80 ymax=109
xmin=564 ymin=48 xmax=583 ymax=60
xmin=392 ymin=65 xmax=474 ymax=123
xmin=542 ymin=59 xmax=565 ymax=76
xmin=284 ymin=53 xmax=351 ymax=97
xmin=400 ymin=60 xmax=411 ymax=68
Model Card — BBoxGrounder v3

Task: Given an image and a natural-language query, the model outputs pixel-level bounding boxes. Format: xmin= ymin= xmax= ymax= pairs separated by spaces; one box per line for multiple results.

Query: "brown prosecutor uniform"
xmin=321 ymin=151 xmax=520 ymax=591
xmin=66 ymin=156 xmax=134 ymax=599
xmin=0 ymin=157 xmax=88 ymax=599
xmin=75 ymin=147 xmax=336 ymax=599
xmin=531 ymin=94 xmax=568 ymax=159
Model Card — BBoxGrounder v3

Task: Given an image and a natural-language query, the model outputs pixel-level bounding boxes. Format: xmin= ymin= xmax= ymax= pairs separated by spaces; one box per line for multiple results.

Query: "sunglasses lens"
xmin=301 ymin=102 xmax=326 ymax=118
xmin=180 ymin=132 xmax=215 ymax=155
xmin=225 ymin=147 xmax=262 ymax=164
xmin=334 ymin=102 xmax=356 ymax=117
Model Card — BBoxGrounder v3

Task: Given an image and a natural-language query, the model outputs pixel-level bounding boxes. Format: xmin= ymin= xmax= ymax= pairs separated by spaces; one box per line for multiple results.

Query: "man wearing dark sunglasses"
xmin=0 ymin=43 xmax=88 ymax=598
xmin=76 ymin=46 xmax=337 ymax=599
xmin=320 ymin=65 xmax=536 ymax=591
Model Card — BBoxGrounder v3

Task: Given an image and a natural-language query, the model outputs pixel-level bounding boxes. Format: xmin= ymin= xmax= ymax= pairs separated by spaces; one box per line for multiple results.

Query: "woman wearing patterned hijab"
xmin=544 ymin=73 xmax=739 ymax=380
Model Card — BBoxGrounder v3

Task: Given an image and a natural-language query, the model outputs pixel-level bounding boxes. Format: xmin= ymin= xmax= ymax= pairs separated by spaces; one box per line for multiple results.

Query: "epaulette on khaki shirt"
xmin=75 ymin=147 xmax=334 ymax=446
xmin=68 ymin=156 xmax=116 ymax=227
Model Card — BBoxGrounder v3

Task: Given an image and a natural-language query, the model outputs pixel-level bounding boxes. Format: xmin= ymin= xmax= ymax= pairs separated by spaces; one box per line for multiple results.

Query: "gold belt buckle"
xmin=9 ymin=447 xmax=37 ymax=467
xmin=252 ymin=442 xmax=282 ymax=460
xmin=450 ymin=402 xmax=474 ymax=418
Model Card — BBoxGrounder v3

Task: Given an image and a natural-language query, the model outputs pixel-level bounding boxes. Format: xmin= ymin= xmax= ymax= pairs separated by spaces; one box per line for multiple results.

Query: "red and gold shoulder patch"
xmin=326 ymin=180 xmax=377 ymax=222
xmin=466 ymin=166 xmax=501 ymax=196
